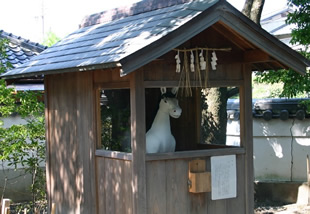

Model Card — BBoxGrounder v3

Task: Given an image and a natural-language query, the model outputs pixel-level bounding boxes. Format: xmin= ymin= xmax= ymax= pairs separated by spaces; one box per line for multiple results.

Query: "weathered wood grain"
xmin=166 ymin=159 xmax=190 ymax=214
xmin=146 ymin=161 xmax=167 ymax=214
xmin=95 ymin=157 xmax=105 ymax=213
xmin=146 ymin=148 xmax=245 ymax=161
xmin=45 ymin=72 xmax=97 ymax=213
xmin=130 ymin=70 xmax=147 ymax=214
xmin=240 ymin=64 xmax=254 ymax=214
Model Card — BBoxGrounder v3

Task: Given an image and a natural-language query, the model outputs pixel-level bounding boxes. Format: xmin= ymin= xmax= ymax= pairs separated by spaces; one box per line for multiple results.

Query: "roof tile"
xmin=0 ymin=30 xmax=47 ymax=69
xmin=2 ymin=0 xmax=309 ymax=79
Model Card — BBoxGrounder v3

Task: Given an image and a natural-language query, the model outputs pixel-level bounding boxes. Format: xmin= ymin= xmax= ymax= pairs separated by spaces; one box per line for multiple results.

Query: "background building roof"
xmin=0 ymin=30 xmax=46 ymax=90
xmin=0 ymin=30 xmax=47 ymax=69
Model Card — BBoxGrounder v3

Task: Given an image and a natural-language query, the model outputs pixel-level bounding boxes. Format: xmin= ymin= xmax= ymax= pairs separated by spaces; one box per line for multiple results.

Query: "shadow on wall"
xmin=227 ymin=118 xmax=310 ymax=182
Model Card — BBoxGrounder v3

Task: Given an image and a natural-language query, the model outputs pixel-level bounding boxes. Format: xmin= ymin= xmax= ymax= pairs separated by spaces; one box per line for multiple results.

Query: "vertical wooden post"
xmin=307 ymin=155 xmax=310 ymax=184
xmin=239 ymin=64 xmax=254 ymax=214
xmin=130 ymin=70 xmax=147 ymax=214
xmin=307 ymin=155 xmax=310 ymax=205
xmin=1 ymin=199 xmax=10 ymax=214
xmin=44 ymin=76 xmax=52 ymax=213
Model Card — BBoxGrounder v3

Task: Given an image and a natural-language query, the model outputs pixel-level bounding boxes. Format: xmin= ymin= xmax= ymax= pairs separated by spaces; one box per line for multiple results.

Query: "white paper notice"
xmin=211 ymin=155 xmax=237 ymax=200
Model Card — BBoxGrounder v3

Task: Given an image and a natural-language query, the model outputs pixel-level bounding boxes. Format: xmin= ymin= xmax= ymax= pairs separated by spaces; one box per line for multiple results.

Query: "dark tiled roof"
xmin=1 ymin=0 xmax=309 ymax=79
xmin=2 ymin=0 xmax=219 ymax=78
xmin=80 ymin=0 xmax=194 ymax=28
xmin=0 ymin=30 xmax=47 ymax=69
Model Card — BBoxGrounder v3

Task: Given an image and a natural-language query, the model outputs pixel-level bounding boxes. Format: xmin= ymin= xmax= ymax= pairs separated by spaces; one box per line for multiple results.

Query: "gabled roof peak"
xmin=1 ymin=0 xmax=309 ymax=79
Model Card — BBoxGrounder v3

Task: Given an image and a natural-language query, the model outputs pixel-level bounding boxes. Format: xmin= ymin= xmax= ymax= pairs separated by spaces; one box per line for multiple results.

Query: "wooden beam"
xmin=211 ymin=22 xmax=256 ymax=51
xmin=144 ymin=80 xmax=243 ymax=88
xmin=146 ymin=147 xmax=245 ymax=161
xmin=220 ymin=9 xmax=307 ymax=74
xmin=130 ymin=71 xmax=147 ymax=214
xmin=93 ymin=81 xmax=130 ymax=90
xmin=243 ymin=49 xmax=274 ymax=63
xmin=239 ymin=64 xmax=254 ymax=214
xmin=95 ymin=150 xmax=133 ymax=161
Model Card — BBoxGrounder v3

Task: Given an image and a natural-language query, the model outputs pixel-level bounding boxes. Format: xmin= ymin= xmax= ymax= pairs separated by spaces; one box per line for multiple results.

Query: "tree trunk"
xmin=242 ymin=0 xmax=253 ymax=18
xmin=200 ymin=0 xmax=265 ymax=145
xmin=201 ymin=88 xmax=228 ymax=145
xmin=242 ymin=0 xmax=265 ymax=24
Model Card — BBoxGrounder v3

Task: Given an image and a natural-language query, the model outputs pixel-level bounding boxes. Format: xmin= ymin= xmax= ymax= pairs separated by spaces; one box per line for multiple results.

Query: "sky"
xmin=0 ymin=0 xmax=288 ymax=44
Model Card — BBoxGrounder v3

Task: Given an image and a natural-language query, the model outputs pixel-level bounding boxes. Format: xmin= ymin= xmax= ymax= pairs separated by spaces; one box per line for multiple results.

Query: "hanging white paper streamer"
xmin=175 ymin=50 xmax=181 ymax=73
xmin=190 ymin=50 xmax=195 ymax=72
xmin=199 ymin=49 xmax=206 ymax=70
xmin=211 ymin=51 xmax=217 ymax=70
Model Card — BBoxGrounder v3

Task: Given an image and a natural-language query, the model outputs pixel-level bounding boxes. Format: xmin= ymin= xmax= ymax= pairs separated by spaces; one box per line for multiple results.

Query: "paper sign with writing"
xmin=211 ymin=155 xmax=237 ymax=200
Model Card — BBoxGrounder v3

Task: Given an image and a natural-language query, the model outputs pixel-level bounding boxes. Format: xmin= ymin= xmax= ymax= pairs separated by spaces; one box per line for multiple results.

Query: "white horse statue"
xmin=146 ymin=87 xmax=182 ymax=153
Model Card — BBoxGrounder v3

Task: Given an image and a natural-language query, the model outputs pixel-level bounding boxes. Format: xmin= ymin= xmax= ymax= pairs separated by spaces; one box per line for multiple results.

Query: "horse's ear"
xmin=171 ymin=87 xmax=178 ymax=95
xmin=160 ymin=87 xmax=166 ymax=94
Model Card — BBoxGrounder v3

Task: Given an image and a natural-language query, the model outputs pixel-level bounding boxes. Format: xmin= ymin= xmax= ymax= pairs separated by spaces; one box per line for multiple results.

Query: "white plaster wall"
xmin=226 ymin=118 xmax=310 ymax=182
xmin=2 ymin=115 xmax=28 ymax=128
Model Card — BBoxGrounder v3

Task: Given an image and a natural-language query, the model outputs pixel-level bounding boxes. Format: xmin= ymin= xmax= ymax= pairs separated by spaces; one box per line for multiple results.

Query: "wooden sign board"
xmin=211 ymin=155 xmax=237 ymax=200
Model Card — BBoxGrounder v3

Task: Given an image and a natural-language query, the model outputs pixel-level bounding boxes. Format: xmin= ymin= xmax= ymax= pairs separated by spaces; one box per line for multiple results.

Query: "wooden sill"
xmin=146 ymin=147 xmax=245 ymax=161
xmin=96 ymin=147 xmax=245 ymax=161
xmin=95 ymin=150 xmax=132 ymax=161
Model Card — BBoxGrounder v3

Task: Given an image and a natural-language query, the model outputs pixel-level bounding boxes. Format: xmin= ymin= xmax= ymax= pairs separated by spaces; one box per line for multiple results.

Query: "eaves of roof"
xmin=1 ymin=0 xmax=309 ymax=80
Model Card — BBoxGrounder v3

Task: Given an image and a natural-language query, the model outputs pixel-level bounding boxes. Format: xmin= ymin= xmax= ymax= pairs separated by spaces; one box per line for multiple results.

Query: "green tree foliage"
xmin=43 ymin=31 xmax=61 ymax=47
xmin=0 ymin=38 xmax=46 ymax=212
xmin=287 ymin=0 xmax=310 ymax=48
xmin=255 ymin=0 xmax=310 ymax=98
xmin=0 ymin=38 xmax=11 ymax=74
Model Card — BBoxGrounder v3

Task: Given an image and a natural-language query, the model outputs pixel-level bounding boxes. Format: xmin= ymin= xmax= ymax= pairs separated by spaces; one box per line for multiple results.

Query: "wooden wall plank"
xmin=114 ymin=159 xmax=125 ymax=214
xmin=96 ymin=157 xmax=133 ymax=214
xmin=77 ymin=71 xmax=97 ymax=213
xmin=130 ymin=70 xmax=147 ymax=214
xmin=105 ymin=158 xmax=115 ymax=213
xmin=207 ymin=198 xmax=227 ymax=214
xmin=123 ymin=161 xmax=133 ymax=214
xmin=46 ymin=72 xmax=97 ymax=213
xmin=146 ymin=161 xmax=167 ymax=214
xmin=143 ymin=51 xmax=243 ymax=86
xmin=96 ymin=157 xmax=106 ymax=213
xmin=145 ymin=155 xmax=247 ymax=214
xmin=166 ymin=159 xmax=190 ymax=214
xmin=171 ymin=94 xmax=198 ymax=151
xmin=49 ymin=73 xmax=79 ymax=213
xmin=93 ymin=68 xmax=130 ymax=85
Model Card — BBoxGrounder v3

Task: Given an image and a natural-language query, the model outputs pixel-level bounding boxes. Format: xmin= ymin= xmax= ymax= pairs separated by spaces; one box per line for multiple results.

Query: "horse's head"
xmin=160 ymin=87 xmax=182 ymax=118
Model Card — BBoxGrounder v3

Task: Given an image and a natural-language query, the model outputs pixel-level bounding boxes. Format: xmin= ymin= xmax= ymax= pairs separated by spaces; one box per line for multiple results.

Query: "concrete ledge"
xmin=255 ymin=182 xmax=303 ymax=204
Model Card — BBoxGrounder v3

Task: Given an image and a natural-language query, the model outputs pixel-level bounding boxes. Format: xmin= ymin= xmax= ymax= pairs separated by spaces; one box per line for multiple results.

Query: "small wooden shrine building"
xmin=3 ymin=0 xmax=310 ymax=213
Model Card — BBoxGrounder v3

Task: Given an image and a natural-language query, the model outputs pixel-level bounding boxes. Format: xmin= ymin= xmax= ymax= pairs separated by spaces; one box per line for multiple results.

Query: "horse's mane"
xmin=161 ymin=92 xmax=176 ymax=99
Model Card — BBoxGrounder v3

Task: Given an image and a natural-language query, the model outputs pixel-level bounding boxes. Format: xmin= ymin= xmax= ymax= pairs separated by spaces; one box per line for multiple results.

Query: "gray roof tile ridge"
xmin=79 ymin=0 xmax=195 ymax=28
xmin=0 ymin=29 xmax=47 ymax=53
